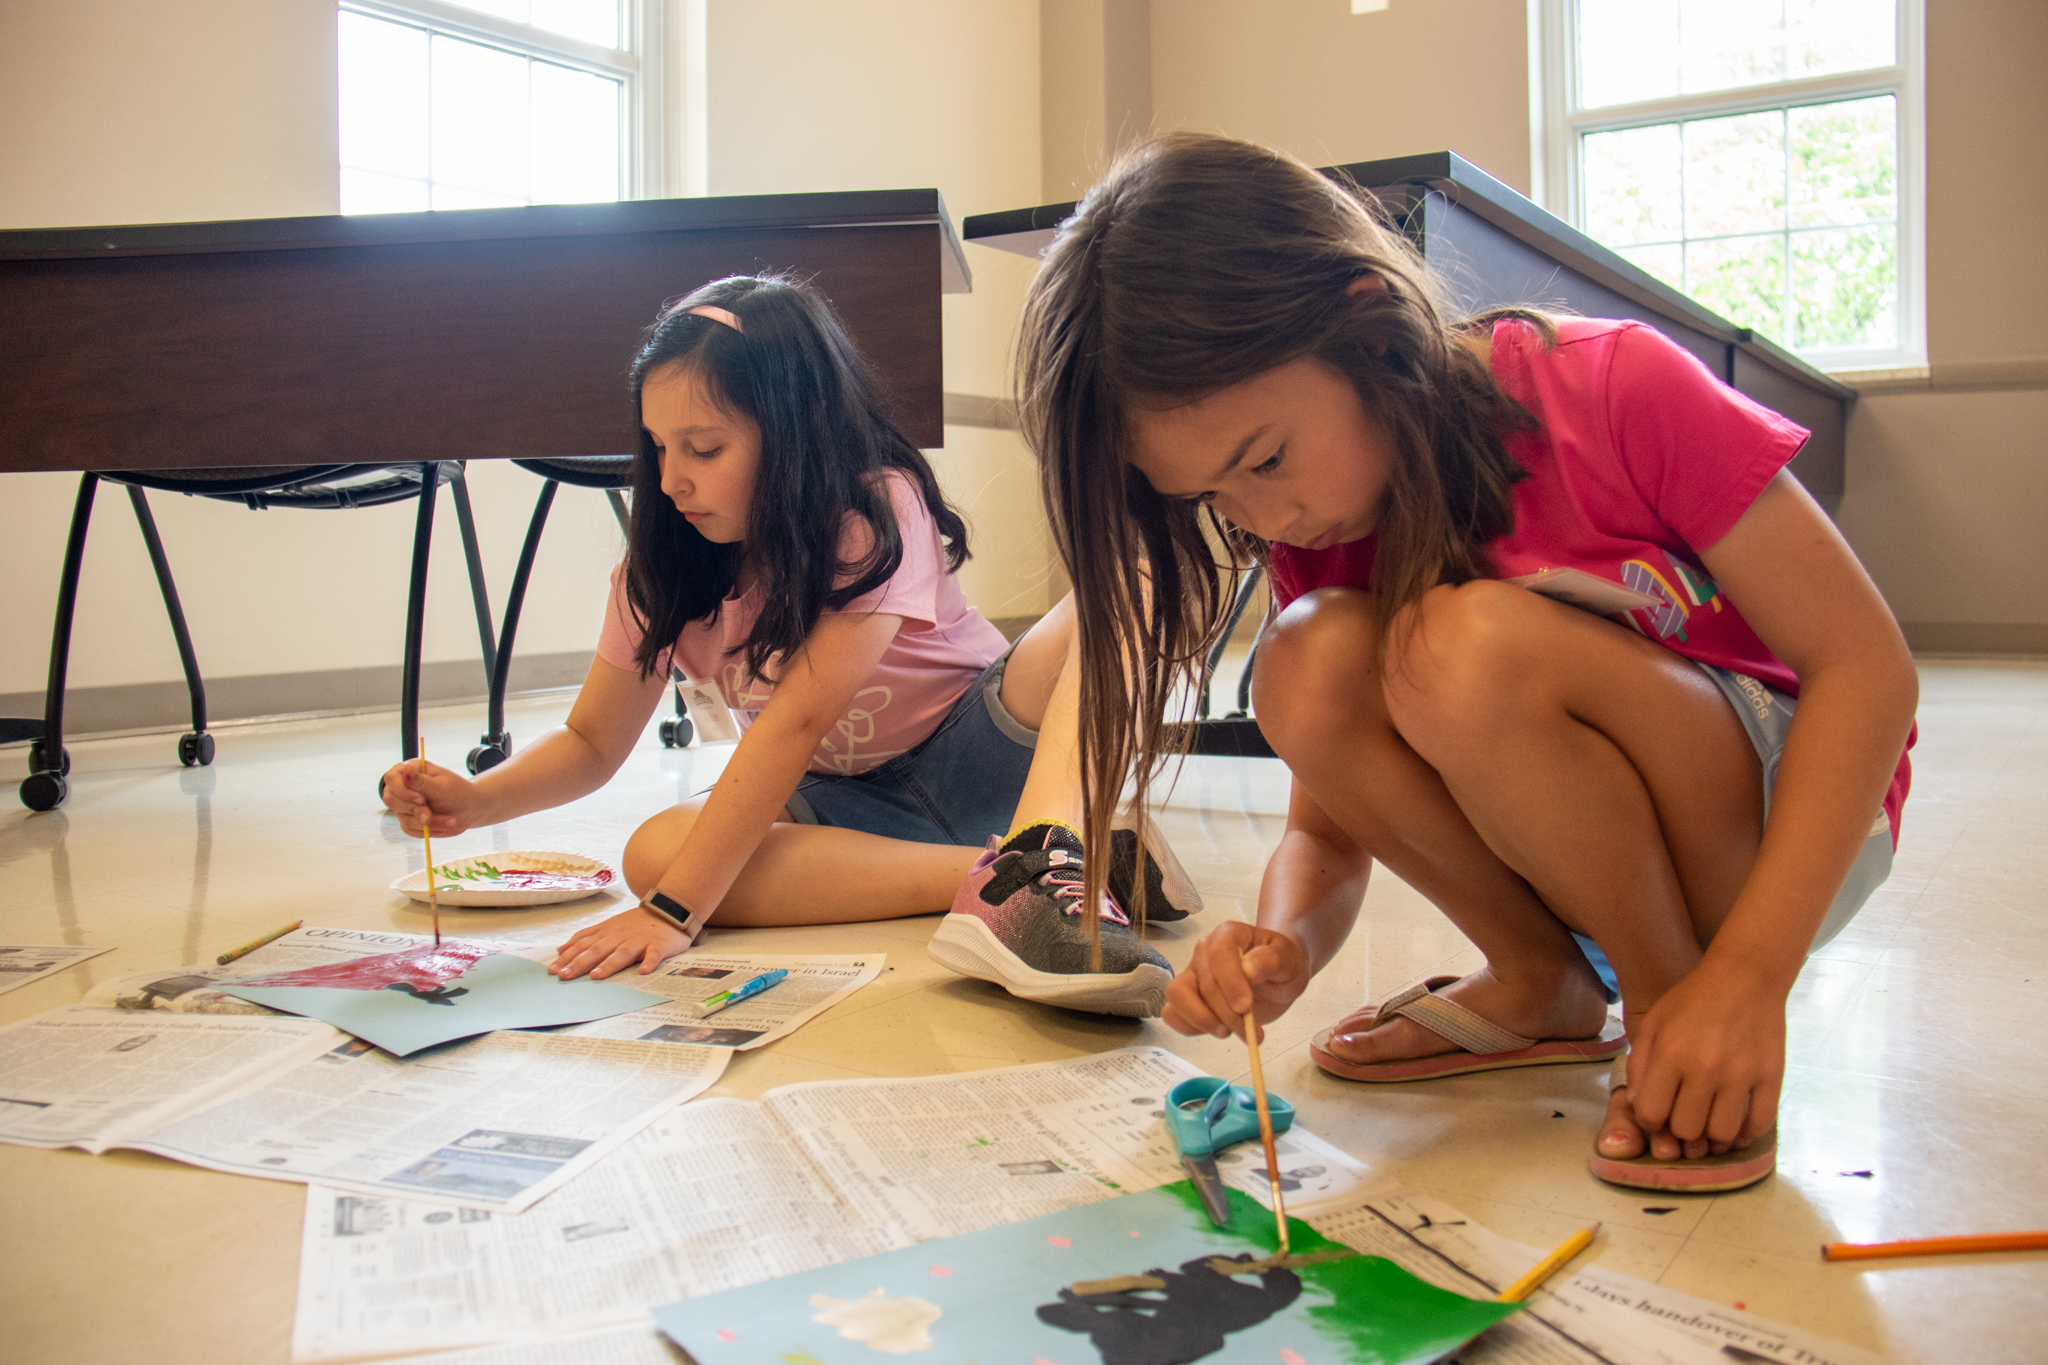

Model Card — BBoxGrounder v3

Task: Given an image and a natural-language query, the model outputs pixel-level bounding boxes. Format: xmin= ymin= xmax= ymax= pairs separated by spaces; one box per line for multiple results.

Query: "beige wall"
xmin=1149 ymin=0 xmax=1533 ymax=194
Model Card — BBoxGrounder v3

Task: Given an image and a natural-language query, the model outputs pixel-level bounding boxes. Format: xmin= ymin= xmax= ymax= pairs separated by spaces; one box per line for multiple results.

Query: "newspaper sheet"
xmin=1308 ymin=1188 xmax=1885 ymax=1365
xmin=84 ymin=926 xmax=449 ymax=1015
xmin=130 ymin=1028 xmax=729 ymax=1212
xmin=292 ymin=1047 xmax=1369 ymax=1364
xmin=0 ymin=943 xmax=114 ymax=996
xmin=0 ymin=1006 xmax=341 ymax=1149
xmin=382 ymin=1325 xmax=679 ymax=1365
xmin=556 ymin=952 xmax=884 ymax=1050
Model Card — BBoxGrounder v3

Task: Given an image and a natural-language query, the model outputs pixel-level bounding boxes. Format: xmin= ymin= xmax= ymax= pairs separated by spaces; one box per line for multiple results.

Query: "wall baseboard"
xmin=1901 ymin=621 xmax=2048 ymax=657
xmin=0 ymin=651 xmax=596 ymax=742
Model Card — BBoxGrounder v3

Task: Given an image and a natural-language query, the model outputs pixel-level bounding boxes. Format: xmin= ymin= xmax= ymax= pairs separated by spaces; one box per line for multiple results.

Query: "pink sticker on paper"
xmin=929 ymin=1264 xmax=953 ymax=1277
xmin=1280 ymin=1350 xmax=1307 ymax=1365
xmin=1046 ymin=1235 xmax=1071 ymax=1248
xmin=227 ymin=941 xmax=490 ymax=992
xmin=715 ymin=1328 xmax=737 ymax=1342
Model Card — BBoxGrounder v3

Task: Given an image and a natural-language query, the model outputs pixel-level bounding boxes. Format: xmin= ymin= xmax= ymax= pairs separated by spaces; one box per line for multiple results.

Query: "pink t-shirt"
xmin=1268 ymin=317 xmax=1911 ymax=843
xmin=596 ymin=470 xmax=1009 ymax=775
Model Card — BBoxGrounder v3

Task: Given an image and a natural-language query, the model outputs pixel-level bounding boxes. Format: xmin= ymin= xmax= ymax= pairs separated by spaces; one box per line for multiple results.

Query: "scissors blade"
xmin=1182 ymin=1154 xmax=1232 ymax=1227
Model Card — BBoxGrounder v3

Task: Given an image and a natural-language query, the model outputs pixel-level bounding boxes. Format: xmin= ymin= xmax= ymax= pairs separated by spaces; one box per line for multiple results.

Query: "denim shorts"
xmin=781 ymin=650 xmax=1036 ymax=846
xmin=1574 ymin=661 xmax=1894 ymax=999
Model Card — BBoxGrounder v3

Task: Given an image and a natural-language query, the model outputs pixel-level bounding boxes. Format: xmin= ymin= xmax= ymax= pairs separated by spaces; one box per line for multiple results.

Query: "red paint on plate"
xmin=229 ymin=942 xmax=489 ymax=991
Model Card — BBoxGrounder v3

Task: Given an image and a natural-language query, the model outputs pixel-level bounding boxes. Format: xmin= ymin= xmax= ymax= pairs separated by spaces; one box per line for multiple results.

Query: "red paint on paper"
xmin=929 ymin=1264 xmax=953 ymax=1277
xmin=1047 ymin=1235 xmax=1071 ymax=1248
xmin=229 ymin=941 xmax=489 ymax=992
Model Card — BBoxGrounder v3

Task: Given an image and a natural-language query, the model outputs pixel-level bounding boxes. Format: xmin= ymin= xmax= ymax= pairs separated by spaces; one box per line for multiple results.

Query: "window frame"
xmin=1532 ymin=0 xmax=1926 ymax=375
xmin=339 ymin=0 xmax=667 ymax=206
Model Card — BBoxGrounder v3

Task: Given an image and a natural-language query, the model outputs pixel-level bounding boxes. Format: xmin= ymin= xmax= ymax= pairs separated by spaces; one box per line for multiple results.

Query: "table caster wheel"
xmin=28 ymin=741 xmax=70 ymax=776
xmin=20 ymin=771 xmax=67 ymax=811
xmin=178 ymin=732 xmax=215 ymax=767
xmin=659 ymin=715 xmax=693 ymax=748
xmin=468 ymin=741 xmax=509 ymax=774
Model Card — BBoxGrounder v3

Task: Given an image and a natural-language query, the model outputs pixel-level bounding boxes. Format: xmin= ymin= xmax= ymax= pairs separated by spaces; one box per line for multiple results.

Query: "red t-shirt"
xmin=1267 ymin=317 xmax=1910 ymax=843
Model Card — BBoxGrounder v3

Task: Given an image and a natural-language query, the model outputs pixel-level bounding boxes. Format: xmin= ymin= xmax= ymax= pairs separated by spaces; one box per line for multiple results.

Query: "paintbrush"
xmin=418 ymin=742 xmax=440 ymax=946
xmin=1238 ymin=955 xmax=1288 ymax=1256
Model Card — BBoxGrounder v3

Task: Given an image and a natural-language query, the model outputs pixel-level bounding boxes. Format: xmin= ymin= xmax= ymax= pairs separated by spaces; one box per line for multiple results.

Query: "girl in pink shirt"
xmin=1018 ymin=135 xmax=1916 ymax=1191
xmin=381 ymin=276 xmax=1191 ymax=1009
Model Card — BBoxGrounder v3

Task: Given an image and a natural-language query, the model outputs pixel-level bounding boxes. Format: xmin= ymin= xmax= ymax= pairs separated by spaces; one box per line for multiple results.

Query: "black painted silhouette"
xmin=382 ymin=982 xmax=469 ymax=1007
xmin=1037 ymin=1253 xmax=1302 ymax=1365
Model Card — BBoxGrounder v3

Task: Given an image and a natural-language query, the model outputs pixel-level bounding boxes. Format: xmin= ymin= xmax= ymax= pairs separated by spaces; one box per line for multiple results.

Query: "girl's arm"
xmin=1162 ymin=778 xmax=1372 ymax=1038
xmin=380 ymin=656 xmax=670 ymax=836
xmin=1631 ymin=468 xmax=1917 ymax=1147
xmin=550 ymin=609 xmax=905 ymax=979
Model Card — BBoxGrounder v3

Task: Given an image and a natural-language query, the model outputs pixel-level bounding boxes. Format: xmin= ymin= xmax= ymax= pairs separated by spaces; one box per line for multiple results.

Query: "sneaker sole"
xmin=928 ymin=915 xmax=1171 ymax=1018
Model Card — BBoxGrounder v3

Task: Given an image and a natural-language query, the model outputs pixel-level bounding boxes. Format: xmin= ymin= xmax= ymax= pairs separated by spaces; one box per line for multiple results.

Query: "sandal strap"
xmin=1611 ymin=1052 xmax=1629 ymax=1087
xmin=1384 ymin=979 xmax=1537 ymax=1056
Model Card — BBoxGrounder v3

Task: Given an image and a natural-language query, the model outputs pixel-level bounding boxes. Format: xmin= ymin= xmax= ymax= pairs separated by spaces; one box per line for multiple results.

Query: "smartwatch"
xmin=642 ymin=891 xmax=709 ymax=945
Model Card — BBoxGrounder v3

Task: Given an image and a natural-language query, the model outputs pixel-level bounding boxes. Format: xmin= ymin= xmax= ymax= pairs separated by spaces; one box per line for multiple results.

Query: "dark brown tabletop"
xmin=0 ymin=190 xmax=969 ymax=473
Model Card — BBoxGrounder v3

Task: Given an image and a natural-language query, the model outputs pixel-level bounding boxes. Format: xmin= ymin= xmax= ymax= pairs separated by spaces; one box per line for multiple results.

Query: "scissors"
xmin=1165 ymin=1075 xmax=1295 ymax=1227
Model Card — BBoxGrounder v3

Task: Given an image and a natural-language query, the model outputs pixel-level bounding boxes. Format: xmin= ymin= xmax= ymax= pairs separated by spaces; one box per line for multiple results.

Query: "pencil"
xmin=1822 ymin=1231 xmax=2048 ymax=1262
xmin=1237 ymin=996 xmax=1289 ymax=1256
xmin=418 ymin=744 xmax=440 ymax=946
xmin=217 ymin=919 xmax=302 ymax=966
xmin=1497 ymin=1222 xmax=1600 ymax=1302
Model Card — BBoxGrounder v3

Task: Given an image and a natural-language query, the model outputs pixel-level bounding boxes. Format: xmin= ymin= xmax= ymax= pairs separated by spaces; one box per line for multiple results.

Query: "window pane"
xmin=340 ymin=168 xmax=430 ymax=216
xmin=1793 ymin=225 xmax=1896 ymax=348
xmin=1688 ymin=234 xmax=1786 ymax=340
xmin=1578 ymin=0 xmax=1678 ymax=109
xmin=1786 ymin=0 xmax=1895 ymax=78
xmin=531 ymin=0 xmax=619 ymax=48
xmin=1616 ymin=243 xmax=1685 ymax=291
xmin=447 ymin=1 xmax=529 ymax=25
xmin=1583 ymin=124 xmax=1683 ymax=245
xmin=338 ymin=12 xmax=428 ymax=181
xmin=531 ymin=62 xmax=620 ymax=204
xmin=1789 ymin=95 xmax=1895 ymax=228
xmin=1684 ymin=109 xmax=1786 ymax=237
xmin=1677 ymin=0 xmax=1785 ymax=95
xmin=431 ymin=34 xmax=529 ymax=206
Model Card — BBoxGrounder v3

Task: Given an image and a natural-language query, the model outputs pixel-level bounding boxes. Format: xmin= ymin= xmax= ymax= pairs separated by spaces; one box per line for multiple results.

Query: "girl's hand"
xmin=381 ymin=759 xmax=483 ymax=838
xmin=551 ymin=906 xmax=691 ymax=980
xmin=1162 ymin=921 xmax=1313 ymax=1040
xmin=1622 ymin=956 xmax=1788 ymax=1159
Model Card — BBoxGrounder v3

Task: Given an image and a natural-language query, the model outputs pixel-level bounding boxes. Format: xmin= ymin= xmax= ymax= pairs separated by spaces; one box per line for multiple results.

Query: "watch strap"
xmin=643 ymin=890 xmax=710 ymax=945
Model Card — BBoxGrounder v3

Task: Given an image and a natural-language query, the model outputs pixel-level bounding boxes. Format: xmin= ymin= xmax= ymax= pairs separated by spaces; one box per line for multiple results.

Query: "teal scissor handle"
xmin=1166 ymin=1076 xmax=1294 ymax=1158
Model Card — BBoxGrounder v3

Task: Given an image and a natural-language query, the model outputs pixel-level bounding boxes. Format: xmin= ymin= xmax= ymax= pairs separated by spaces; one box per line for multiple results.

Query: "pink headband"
xmin=687 ymin=305 xmax=743 ymax=332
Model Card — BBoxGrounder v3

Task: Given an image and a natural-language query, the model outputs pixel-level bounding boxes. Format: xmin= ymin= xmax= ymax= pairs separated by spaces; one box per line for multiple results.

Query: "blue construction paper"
xmin=652 ymin=1182 xmax=1518 ymax=1365
xmin=218 ymin=953 xmax=662 ymax=1056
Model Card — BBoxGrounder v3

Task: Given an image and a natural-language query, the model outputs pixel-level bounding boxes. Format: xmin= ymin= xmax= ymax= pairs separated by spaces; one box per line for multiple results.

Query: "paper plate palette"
xmin=390 ymin=851 xmax=618 ymax=908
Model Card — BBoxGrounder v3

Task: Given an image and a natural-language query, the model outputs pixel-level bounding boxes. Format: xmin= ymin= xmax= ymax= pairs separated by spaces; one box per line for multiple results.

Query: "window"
xmin=338 ymin=0 xmax=664 ymax=214
xmin=1536 ymin=0 xmax=1923 ymax=370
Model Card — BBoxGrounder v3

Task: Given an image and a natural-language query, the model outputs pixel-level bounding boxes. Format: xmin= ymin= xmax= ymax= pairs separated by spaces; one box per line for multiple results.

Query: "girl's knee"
xmin=1383 ymin=580 xmax=1543 ymax=735
xmin=1252 ymin=588 xmax=1386 ymax=748
xmin=621 ymin=805 xmax=698 ymax=897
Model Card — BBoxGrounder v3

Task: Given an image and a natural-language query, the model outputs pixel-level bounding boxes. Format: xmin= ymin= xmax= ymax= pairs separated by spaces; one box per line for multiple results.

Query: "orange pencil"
xmin=1823 ymin=1231 xmax=2048 ymax=1262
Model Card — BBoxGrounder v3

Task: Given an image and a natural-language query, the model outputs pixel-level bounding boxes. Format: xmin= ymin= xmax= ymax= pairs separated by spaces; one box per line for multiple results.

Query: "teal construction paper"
xmin=652 ymin=1182 xmax=1518 ymax=1365
xmin=218 ymin=954 xmax=662 ymax=1056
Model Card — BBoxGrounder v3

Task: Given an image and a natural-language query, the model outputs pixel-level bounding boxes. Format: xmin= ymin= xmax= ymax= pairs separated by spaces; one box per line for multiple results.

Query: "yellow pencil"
xmin=217 ymin=919 xmax=302 ymax=966
xmin=418 ymin=743 xmax=440 ymax=946
xmin=1497 ymin=1222 xmax=1600 ymax=1302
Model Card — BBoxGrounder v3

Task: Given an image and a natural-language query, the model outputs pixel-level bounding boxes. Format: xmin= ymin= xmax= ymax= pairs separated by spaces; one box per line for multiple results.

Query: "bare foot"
xmin=1597 ymin=1083 xmax=1747 ymax=1162
xmin=1320 ymin=963 xmax=1610 ymax=1067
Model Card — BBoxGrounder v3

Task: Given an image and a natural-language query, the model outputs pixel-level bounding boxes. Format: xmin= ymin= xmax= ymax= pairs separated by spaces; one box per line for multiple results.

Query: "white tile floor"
xmin=2 ymin=659 xmax=2043 ymax=1362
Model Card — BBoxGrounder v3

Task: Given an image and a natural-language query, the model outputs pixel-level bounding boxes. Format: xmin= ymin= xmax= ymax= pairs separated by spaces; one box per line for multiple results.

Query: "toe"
xmin=1596 ymin=1086 xmax=1646 ymax=1158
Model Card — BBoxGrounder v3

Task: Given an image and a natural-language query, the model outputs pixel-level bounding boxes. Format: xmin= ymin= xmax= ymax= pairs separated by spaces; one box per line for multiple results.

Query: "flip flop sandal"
xmin=1308 ymin=974 xmax=1628 ymax=1082
xmin=1586 ymin=1053 xmax=1777 ymax=1193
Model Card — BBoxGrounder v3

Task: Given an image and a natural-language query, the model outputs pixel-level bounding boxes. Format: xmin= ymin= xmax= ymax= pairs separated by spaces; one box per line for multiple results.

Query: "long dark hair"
xmin=1017 ymin=133 xmax=1547 ymax=941
xmin=624 ymin=274 xmax=968 ymax=681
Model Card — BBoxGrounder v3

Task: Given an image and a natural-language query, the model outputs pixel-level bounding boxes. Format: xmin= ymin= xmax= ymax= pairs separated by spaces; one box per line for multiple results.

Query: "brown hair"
xmin=1016 ymin=133 xmax=1547 ymax=959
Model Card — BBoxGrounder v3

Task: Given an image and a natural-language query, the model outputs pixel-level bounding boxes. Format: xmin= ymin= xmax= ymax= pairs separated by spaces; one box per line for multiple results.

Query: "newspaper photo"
xmin=0 ymin=943 xmax=114 ymax=996
xmin=556 ymin=952 xmax=883 ymax=1050
xmin=0 ymin=1006 xmax=340 ymax=1150
xmin=292 ymin=1046 xmax=1368 ymax=1364
xmin=1308 ymin=1188 xmax=1885 ymax=1365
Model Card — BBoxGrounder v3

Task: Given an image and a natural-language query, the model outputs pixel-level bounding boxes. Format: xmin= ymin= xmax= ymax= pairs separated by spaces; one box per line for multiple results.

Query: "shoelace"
xmin=984 ymin=848 xmax=1131 ymax=926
